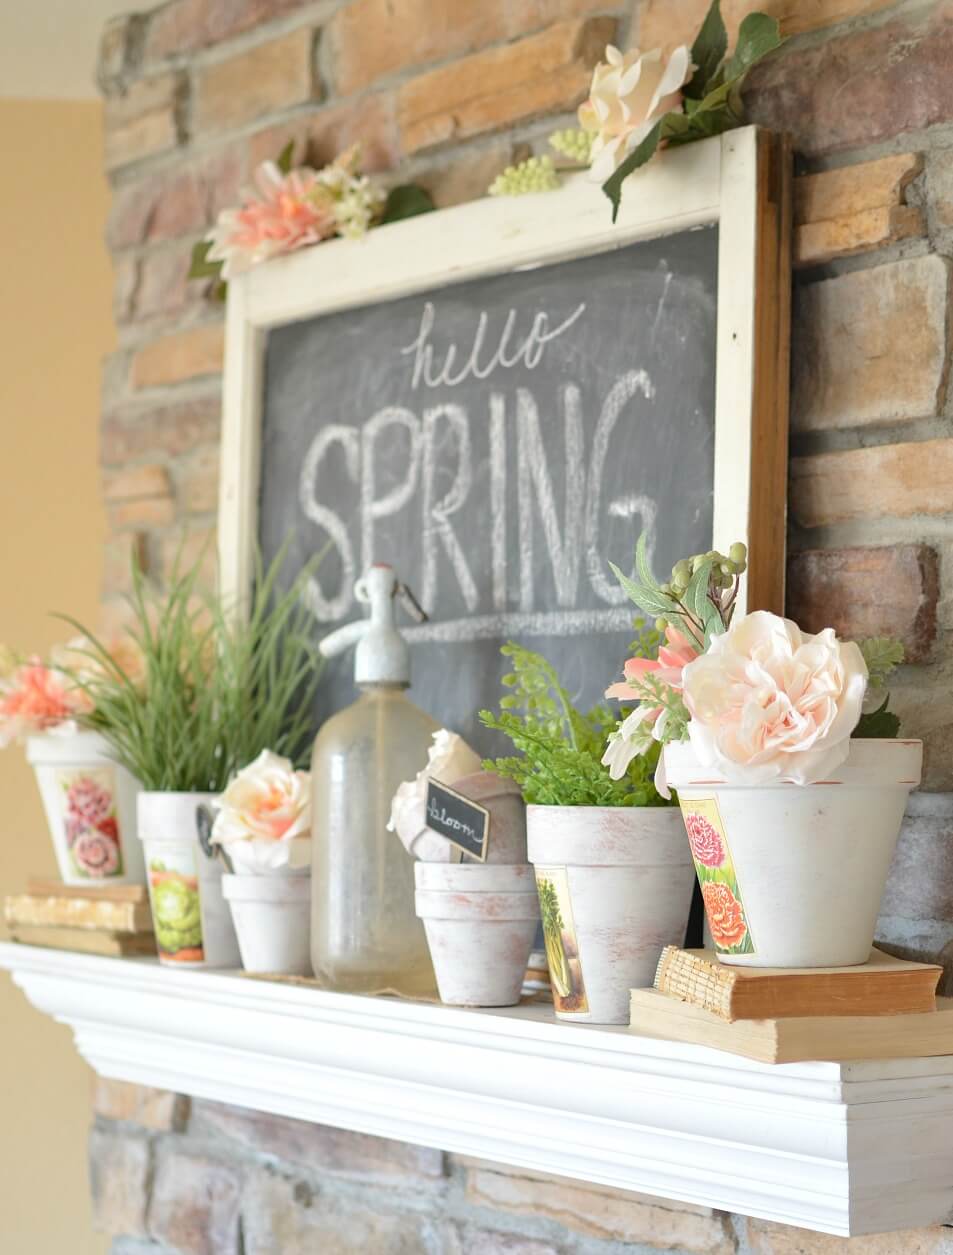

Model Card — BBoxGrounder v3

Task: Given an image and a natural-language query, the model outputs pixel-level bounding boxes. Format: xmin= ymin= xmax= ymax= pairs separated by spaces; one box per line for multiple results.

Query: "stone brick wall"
xmin=91 ymin=0 xmax=953 ymax=1250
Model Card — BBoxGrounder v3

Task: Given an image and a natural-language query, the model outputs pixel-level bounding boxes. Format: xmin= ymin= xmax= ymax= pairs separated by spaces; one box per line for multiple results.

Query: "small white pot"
xmin=26 ymin=732 xmax=144 ymax=886
xmin=527 ymin=806 xmax=694 ymax=1025
xmin=138 ymin=792 xmax=240 ymax=969
xmin=665 ymin=738 xmax=924 ymax=969
xmin=414 ymin=863 xmax=539 ymax=1007
xmin=222 ymin=871 xmax=312 ymax=975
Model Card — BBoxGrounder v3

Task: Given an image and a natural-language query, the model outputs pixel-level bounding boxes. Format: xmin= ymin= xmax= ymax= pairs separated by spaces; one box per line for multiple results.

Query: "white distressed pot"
xmin=26 ymin=732 xmax=145 ymax=886
xmin=138 ymin=792 xmax=240 ymax=969
xmin=527 ymin=805 xmax=694 ymax=1025
xmin=414 ymin=862 xmax=539 ymax=1007
xmin=665 ymin=738 xmax=924 ymax=969
xmin=222 ymin=871 xmax=312 ymax=975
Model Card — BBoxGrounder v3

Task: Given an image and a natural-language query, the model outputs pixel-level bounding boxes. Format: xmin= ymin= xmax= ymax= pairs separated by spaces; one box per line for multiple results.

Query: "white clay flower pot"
xmin=26 ymin=732 xmax=145 ymax=886
xmin=222 ymin=870 xmax=312 ymax=975
xmin=138 ymin=792 xmax=241 ymax=969
xmin=414 ymin=862 xmax=539 ymax=1006
xmin=526 ymin=805 xmax=694 ymax=1025
xmin=451 ymin=772 xmax=528 ymax=864
xmin=664 ymin=738 xmax=924 ymax=968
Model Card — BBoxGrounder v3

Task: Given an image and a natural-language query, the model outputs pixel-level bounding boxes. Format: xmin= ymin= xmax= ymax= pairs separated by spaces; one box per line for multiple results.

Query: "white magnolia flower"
xmin=212 ymin=749 xmax=311 ymax=874
xmin=579 ymin=44 xmax=694 ymax=183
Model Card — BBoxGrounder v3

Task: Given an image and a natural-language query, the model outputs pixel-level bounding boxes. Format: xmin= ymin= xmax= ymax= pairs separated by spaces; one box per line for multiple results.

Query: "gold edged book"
xmin=629 ymin=988 xmax=953 ymax=1064
xmin=654 ymin=946 xmax=941 ymax=1022
xmin=9 ymin=924 xmax=156 ymax=958
xmin=5 ymin=893 xmax=153 ymax=935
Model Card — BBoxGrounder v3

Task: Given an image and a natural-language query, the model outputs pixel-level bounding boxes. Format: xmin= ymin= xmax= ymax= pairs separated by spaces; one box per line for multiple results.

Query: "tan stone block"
xmin=398 ymin=18 xmax=615 ymax=155
xmin=195 ymin=26 xmax=319 ymax=134
xmin=745 ymin=1217 xmax=950 ymax=1253
xmin=787 ymin=546 xmax=938 ymax=662
xmin=792 ymin=256 xmax=948 ymax=432
xmin=465 ymin=1164 xmax=733 ymax=1252
xmin=104 ymin=463 xmax=172 ymax=503
xmin=328 ymin=0 xmax=611 ymax=95
xmin=635 ymin=0 xmax=896 ymax=54
xmin=101 ymin=396 xmax=222 ymax=465
xmin=132 ymin=246 xmax=197 ymax=323
xmin=790 ymin=439 xmax=953 ymax=528
xmin=796 ymin=154 xmax=922 ymax=224
xmin=89 ymin=1126 xmax=150 ymax=1236
xmin=131 ymin=323 xmax=225 ymax=390
xmin=795 ymin=204 xmax=924 ymax=267
xmin=148 ymin=1146 xmax=241 ymax=1255
xmin=109 ymin=497 xmax=178 ymax=530
xmin=105 ymin=72 xmax=183 ymax=169
xmin=144 ymin=0 xmax=312 ymax=61
xmin=179 ymin=446 xmax=221 ymax=515
xmin=92 ymin=1077 xmax=187 ymax=1131
xmin=928 ymin=152 xmax=953 ymax=230
xmin=107 ymin=149 xmax=243 ymax=249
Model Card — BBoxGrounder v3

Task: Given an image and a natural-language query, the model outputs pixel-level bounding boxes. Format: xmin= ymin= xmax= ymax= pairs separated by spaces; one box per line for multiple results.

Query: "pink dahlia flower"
xmin=66 ymin=776 xmax=114 ymax=828
xmin=206 ymin=161 xmax=337 ymax=279
xmin=0 ymin=660 xmax=82 ymax=746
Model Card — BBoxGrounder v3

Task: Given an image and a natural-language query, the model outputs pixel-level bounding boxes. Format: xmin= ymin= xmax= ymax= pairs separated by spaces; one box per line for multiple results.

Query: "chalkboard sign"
xmin=219 ymin=132 xmax=791 ymax=753
xmin=425 ymin=780 xmax=489 ymax=862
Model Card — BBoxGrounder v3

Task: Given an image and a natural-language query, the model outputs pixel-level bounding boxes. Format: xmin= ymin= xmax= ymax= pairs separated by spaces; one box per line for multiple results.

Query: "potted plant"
xmin=64 ymin=547 xmax=322 ymax=968
xmin=605 ymin=535 xmax=920 ymax=968
xmin=211 ymin=749 xmax=312 ymax=975
xmin=0 ymin=641 xmax=146 ymax=886
xmin=480 ymin=643 xmax=694 ymax=1024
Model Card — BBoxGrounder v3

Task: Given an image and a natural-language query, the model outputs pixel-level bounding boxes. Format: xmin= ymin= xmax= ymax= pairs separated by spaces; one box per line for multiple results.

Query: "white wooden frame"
xmin=218 ymin=125 xmax=790 ymax=615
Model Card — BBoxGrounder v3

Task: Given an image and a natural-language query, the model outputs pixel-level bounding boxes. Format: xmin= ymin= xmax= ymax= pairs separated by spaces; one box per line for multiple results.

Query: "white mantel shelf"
xmin=4 ymin=942 xmax=953 ymax=1239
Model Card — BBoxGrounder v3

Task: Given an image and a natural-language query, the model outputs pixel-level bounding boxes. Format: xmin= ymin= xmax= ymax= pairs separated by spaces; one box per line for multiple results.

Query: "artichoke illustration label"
xmin=678 ymin=797 xmax=755 ymax=956
xmin=534 ymin=866 xmax=588 ymax=1014
xmin=56 ymin=767 xmax=124 ymax=879
xmin=148 ymin=852 xmax=204 ymax=962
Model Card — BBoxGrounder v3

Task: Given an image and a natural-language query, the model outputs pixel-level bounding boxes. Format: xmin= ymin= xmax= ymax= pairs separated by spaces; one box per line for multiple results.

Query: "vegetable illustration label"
xmin=534 ymin=866 xmax=589 ymax=1013
xmin=148 ymin=851 xmax=204 ymax=963
xmin=679 ymin=798 xmax=755 ymax=956
xmin=56 ymin=767 xmax=124 ymax=879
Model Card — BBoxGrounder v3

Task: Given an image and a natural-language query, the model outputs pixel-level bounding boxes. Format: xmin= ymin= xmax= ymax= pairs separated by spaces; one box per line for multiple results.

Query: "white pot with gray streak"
xmin=527 ymin=805 xmax=694 ymax=1024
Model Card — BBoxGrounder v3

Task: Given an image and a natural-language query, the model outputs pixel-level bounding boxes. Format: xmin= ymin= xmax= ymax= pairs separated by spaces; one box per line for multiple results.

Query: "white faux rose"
xmin=681 ymin=611 xmax=869 ymax=786
xmin=212 ymin=749 xmax=311 ymax=874
xmin=388 ymin=729 xmax=483 ymax=861
xmin=579 ymin=44 xmax=694 ymax=184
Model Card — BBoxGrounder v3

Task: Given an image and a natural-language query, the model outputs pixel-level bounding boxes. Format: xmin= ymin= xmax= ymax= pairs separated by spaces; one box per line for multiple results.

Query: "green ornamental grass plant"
xmin=59 ymin=544 xmax=322 ymax=792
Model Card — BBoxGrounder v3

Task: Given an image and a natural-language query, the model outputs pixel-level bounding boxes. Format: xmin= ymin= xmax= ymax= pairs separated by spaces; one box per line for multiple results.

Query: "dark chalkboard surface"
xmin=259 ymin=226 xmax=718 ymax=748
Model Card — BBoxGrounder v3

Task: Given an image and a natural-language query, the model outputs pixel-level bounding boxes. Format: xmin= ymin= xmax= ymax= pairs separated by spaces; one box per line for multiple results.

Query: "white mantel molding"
xmin=4 ymin=941 xmax=953 ymax=1238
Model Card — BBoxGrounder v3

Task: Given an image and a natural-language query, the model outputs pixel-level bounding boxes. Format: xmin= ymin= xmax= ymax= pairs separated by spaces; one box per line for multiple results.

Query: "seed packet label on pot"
xmin=425 ymin=779 xmax=490 ymax=862
xmin=678 ymin=797 xmax=755 ymax=957
xmin=56 ymin=766 xmax=125 ymax=879
xmin=147 ymin=848 xmax=205 ymax=963
xmin=534 ymin=866 xmax=589 ymax=1015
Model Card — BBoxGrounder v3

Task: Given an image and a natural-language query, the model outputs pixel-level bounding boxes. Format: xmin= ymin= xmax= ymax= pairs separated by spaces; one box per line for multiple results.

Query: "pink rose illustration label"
xmin=679 ymin=798 xmax=754 ymax=956
xmin=57 ymin=767 xmax=124 ymax=879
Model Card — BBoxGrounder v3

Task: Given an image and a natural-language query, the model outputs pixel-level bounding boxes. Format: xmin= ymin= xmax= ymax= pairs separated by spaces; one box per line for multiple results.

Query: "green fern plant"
xmin=479 ymin=641 xmax=670 ymax=808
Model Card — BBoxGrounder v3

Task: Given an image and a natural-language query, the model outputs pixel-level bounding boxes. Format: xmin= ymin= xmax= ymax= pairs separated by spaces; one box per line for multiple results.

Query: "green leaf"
xmin=635 ymin=531 xmax=660 ymax=592
xmin=608 ymin=561 xmax=672 ymax=617
xmin=684 ymin=558 xmax=715 ymax=627
xmin=859 ymin=637 xmax=905 ymax=685
xmin=381 ymin=183 xmax=435 ymax=224
xmin=685 ymin=0 xmax=728 ymax=100
xmin=853 ymin=696 xmax=901 ymax=740
xmin=187 ymin=239 xmax=222 ymax=281
xmin=276 ymin=139 xmax=296 ymax=174
xmin=723 ymin=12 xmax=782 ymax=82
xmin=602 ymin=118 xmax=665 ymax=222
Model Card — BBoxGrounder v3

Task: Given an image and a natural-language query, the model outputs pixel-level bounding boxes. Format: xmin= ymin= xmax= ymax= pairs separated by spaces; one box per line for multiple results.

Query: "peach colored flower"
xmin=212 ymin=750 xmax=311 ymax=873
xmin=606 ymin=624 xmax=699 ymax=701
xmin=0 ymin=659 xmax=83 ymax=746
xmin=702 ymin=881 xmax=748 ymax=950
xmin=682 ymin=611 xmax=868 ymax=786
xmin=683 ymin=812 xmax=724 ymax=868
xmin=579 ymin=44 xmax=694 ymax=184
xmin=206 ymin=161 xmax=337 ymax=279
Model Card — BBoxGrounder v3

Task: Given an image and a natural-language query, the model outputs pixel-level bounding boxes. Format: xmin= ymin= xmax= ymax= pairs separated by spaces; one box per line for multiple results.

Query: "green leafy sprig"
xmin=602 ymin=0 xmax=783 ymax=219
xmin=479 ymin=641 xmax=669 ymax=807
xmin=854 ymin=637 xmax=905 ymax=739
xmin=58 ymin=542 xmax=324 ymax=792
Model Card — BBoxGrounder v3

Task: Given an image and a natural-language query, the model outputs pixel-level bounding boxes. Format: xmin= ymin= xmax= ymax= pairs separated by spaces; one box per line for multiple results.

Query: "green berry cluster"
xmin=548 ymin=128 xmax=594 ymax=164
xmin=653 ymin=542 xmax=747 ymax=632
xmin=488 ymin=155 xmax=560 ymax=197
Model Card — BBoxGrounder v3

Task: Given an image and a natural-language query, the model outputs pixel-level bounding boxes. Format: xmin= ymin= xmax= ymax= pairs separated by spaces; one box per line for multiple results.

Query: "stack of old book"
xmin=629 ymin=945 xmax=953 ymax=1063
xmin=4 ymin=879 xmax=156 ymax=957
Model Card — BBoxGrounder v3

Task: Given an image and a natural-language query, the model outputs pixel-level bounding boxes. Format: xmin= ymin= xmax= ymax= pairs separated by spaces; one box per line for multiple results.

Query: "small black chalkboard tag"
xmin=425 ymin=779 xmax=490 ymax=863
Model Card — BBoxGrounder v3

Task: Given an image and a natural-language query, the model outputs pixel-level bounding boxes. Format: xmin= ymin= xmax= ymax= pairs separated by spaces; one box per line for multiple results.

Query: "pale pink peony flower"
xmin=0 ymin=659 xmax=84 ymax=746
xmin=212 ymin=750 xmax=311 ymax=873
xmin=681 ymin=611 xmax=868 ymax=786
xmin=206 ymin=161 xmax=338 ymax=279
xmin=579 ymin=44 xmax=694 ymax=184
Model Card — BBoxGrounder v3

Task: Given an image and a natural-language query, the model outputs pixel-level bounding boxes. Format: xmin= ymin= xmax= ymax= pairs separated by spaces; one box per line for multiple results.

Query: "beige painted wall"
xmin=0 ymin=99 xmax=112 ymax=1255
